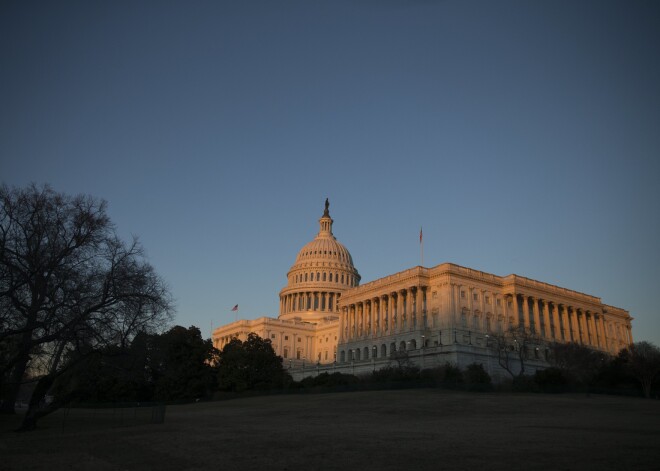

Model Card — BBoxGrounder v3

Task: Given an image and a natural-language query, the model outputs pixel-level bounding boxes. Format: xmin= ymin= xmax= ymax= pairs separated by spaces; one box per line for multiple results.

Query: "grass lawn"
xmin=2 ymin=389 xmax=659 ymax=470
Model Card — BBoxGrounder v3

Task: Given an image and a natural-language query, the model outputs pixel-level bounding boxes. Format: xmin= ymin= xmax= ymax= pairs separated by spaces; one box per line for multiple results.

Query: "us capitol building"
xmin=212 ymin=201 xmax=633 ymax=380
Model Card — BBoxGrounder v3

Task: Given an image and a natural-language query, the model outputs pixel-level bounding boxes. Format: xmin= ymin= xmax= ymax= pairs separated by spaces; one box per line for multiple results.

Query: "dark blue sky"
xmin=2 ymin=1 xmax=659 ymax=345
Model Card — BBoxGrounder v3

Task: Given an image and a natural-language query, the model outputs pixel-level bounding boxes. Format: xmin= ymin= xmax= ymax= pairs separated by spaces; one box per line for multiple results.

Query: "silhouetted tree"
xmin=150 ymin=326 xmax=218 ymax=400
xmin=619 ymin=341 xmax=660 ymax=399
xmin=464 ymin=363 xmax=492 ymax=391
xmin=216 ymin=333 xmax=289 ymax=392
xmin=0 ymin=184 xmax=172 ymax=430
xmin=549 ymin=342 xmax=606 ymax=393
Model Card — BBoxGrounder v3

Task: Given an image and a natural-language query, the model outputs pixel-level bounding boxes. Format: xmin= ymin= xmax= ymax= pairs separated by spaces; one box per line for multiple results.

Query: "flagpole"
xmin=420 ymin=227 xmax=424 ymax=267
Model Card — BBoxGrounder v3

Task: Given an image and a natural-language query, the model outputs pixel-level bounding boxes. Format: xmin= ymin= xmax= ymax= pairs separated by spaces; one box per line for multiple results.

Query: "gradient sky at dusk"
xmin=2 ymin=1 xmax=659 ymax=345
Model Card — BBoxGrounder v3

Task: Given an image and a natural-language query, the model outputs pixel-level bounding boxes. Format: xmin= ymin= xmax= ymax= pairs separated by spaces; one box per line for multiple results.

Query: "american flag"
xmin=231 ymin=304 xmax=239 ymax=311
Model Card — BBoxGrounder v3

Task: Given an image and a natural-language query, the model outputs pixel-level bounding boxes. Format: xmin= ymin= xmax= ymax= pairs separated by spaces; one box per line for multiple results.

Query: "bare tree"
xmin=621 ymin=341 xmax=660 ymax=399
xmin=487 ymin=326 xmax=538 ymax=378
xmin=0 ymin=184 xmax=172 ymax=429
xmin=548 ymin=341 xmax=605 ymax=394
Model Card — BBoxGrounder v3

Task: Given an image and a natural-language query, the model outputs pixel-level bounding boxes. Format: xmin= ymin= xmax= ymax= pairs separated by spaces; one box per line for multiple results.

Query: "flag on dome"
xmin=419 ymin=227 xmax=423 ymax=244
xmin=231 ymin=304 xmax=238 ymax=312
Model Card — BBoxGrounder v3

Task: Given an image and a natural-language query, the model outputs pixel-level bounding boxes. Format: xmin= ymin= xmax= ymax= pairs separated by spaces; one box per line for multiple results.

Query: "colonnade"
xmin=448 ymin=284 xmax=632 ymax=352
xmin=339 ymin=286 xmax=428 ymax=342
xmin=280 ymin=291 xmax=339 ymax=314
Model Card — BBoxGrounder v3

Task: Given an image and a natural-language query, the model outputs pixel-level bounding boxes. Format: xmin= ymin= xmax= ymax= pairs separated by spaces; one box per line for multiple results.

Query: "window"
xmin=270 ymin=334 xmax=275 ymax=339
xmin=461 ymin=291 xmax=465 ymax=298
xmin=432 ymin=291 xmax=437 ymax=298
xmin=473 ymin=293 xmax=478 ymax=301
xmin=485 ymin=296 xmax=490 ymax=304
xmin=283 ymin=348 xmax=288 ymax=359
xmin=284 ymin=336 xmax=288 ymax=340
xmin=496 ymin=299 xmax=501 ymax=307
xmin=298 ymin=338 xmax=301 ymax=342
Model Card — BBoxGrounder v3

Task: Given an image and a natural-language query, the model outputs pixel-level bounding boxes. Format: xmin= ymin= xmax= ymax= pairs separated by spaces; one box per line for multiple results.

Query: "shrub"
xmin=511 ymin=374 xmax=540 ymax=393
xmin=297 ymin=372 xmax=359 ymax=389
xmin=534 ymin=367 xmax=568 ymax=393
xmin=420 ymin=363 xmax=464 ymax=389
xmin=464 ymin=363 xmax=493 ymax=392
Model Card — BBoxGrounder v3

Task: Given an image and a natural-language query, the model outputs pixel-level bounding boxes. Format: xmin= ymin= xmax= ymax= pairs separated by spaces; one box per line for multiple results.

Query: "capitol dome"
xmin=279 ymin=200 xmax=360 ymax=322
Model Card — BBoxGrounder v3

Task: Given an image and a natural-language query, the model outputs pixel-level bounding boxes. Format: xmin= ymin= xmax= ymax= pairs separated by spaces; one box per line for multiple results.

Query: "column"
xmin=480 ymin=289 xmax=486 ymax=332
xmin=512 ymin=294 xmax=520 ymax=329
xmin=576 ymin=308 xmax=585 ymax=344
xmin=588 ymin=312 xmax=596 ymax=345
xmin=542 ymin=300 xmax=551 ymax=340
xmin=391 ymin=293 xmax=397 ymax=333
xmin=358 ymin=303 xmax=364 ymax=337
xmin=568 ymin=307 xmax=577 ymax=342
xmin=338 ymin=307 xmax=345 ymax=342
xmin=531 ymin=297 xmax=541 ymax=335
xmin=366 ymin=301 xmax=372 ymax=336
xmin=551 ymin=303 xmax=561 ymax=340
xmin=414 ymin=287 xmax=421 ymax=330
xmin=522 ymin=295 xmax=531 ymax=332
xmin=600 ymin=316 xmax=608 ymax=351
xmin=421 ymin=287 xmax=427 ymax=329
xmin=593 ymin=313 xmax=601 ymax=348
xmin=395 ymin=291 xmax=402 ymax=332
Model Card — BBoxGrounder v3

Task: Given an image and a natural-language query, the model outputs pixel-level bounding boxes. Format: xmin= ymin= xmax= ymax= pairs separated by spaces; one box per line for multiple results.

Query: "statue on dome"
xmin=323 ymin=198 xmax=330 ymax=216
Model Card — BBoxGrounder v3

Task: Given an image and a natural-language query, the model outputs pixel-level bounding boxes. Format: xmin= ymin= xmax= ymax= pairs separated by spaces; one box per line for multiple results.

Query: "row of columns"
xmin=449 ymin=284 xmax=632 ymax=351
xmin=280 ymin=291 xmax=339 ymax=314
xmin=339 ymin=286 xmax=428 ymax=342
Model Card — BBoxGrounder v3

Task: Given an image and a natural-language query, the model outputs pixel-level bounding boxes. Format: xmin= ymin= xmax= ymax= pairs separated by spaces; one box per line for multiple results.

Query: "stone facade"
xmin=213 ymin=202 xmax=633 ymax=380
xmin=335 ymin=264 xmax=632 ymax=381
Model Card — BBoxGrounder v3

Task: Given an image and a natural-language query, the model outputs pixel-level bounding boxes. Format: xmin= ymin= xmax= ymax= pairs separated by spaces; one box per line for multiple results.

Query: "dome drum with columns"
xmin=212 ymin=200 xmax=356 ymax=365
xmin=279 ymin=199 xmax=360 ymax=323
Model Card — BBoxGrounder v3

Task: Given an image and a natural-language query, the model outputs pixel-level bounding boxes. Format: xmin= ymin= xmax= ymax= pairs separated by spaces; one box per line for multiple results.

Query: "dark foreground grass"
xmin=2 ymin=389 xmax=659 ymax=471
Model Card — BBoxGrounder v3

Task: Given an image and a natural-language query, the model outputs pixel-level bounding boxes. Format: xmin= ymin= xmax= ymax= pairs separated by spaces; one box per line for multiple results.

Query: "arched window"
xmin=390 ymin=342 xmax=396 ymax=354
xmin=323 ymin=272 xmax=326 ymax=281
xmin=381 ymin=344 xmax=387 ymax=357
xmin=316 ymin=272 xmax=320 ymax=281
xmin=341 ymin=274 xmax=344 ymax=284
xmin=305 ymin=273 xmax=308 ymax=282
xmin=283 ymin=348 xmax=288 ymax=359
xmin=340 ymin=351 xmax=346 ymax=363
xmin=400 ymin=341 xmax=406 ymax=351
xmin=364 ymin=346 xmax=369 ymax=359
